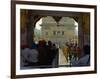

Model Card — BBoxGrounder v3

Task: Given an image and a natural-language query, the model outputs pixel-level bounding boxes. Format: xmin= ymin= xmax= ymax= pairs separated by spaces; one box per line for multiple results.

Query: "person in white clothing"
xmin=21 ymin=47 xmax=38 ymax=67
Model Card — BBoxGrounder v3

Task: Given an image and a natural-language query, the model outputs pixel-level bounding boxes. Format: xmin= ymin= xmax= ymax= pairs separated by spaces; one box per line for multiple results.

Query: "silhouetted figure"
xmin=76 ymin=46 xmax=81 ymax=59
xmin=37 ymin=40 xmax=58 ymax=68
xmin=37 ymin=40 xmax=49 ymax=67
xmin=47 ymin=42 xmax=58 ymax=67
xmin=72 ymin=45 xmax=90 ymax=66
xmin=47 ymin=41 xmax=52 ymax=48
xmin=31 ymin=42 xmax=38 ymax=49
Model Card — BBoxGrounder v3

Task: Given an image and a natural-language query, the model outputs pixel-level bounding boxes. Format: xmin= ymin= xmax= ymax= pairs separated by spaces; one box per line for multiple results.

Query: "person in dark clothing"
xmin=37 ymin=40 xmax=58 ymax=68
xmin=37 ymin=40 xmax=49 ymax=67
xmin=31 ymin=42 xmax=38 ymax=49
xmin=46 ymin=41 xmax=58 ymax=67
xmin=72 ymin=45 xmax=90 ymax=66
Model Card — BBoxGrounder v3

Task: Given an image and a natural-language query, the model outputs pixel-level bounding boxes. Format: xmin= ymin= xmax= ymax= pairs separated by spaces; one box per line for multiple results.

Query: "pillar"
xmin=26 ymin=10 xmax=34 ymax=47
xmin=78 ymin=14 xmax=84 ymax=56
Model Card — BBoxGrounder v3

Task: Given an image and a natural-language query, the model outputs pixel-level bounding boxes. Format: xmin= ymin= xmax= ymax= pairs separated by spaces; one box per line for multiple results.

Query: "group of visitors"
xmin=63 ymin=42 xmax=90 ymax=66
xmin=72 ymin=45 xmax=90 ymax=66
xmin=21 ymin=40 xmax=58 ymax=69
xmin=21 ymin=39 xmax=90 ymax=69
xmin=63 ymin=42 xmax=81 ymax=63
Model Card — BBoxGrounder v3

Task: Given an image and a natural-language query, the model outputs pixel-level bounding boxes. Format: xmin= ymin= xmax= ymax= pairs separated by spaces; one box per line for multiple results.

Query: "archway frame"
xmin=26 ymin=9 xmax=85 ymax=54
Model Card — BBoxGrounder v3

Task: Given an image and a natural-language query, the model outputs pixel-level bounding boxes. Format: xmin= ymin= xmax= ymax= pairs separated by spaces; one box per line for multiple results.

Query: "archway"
xmin=34 ymin=16 xmax=79 ymax=66
xmin=20 ymin=9 xmax=90 ymax=68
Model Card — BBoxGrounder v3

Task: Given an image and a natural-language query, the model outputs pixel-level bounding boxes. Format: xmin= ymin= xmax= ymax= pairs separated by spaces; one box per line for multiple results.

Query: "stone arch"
xmin=21 ymin=10 xmax=90 ymax=57
xmin=34 ymin=16 xmax=79 ymax=46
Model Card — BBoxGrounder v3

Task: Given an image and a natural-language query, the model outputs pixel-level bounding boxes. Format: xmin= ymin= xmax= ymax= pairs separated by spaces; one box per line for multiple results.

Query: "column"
xmin=78 ymin=14 xmax=84 ymax=56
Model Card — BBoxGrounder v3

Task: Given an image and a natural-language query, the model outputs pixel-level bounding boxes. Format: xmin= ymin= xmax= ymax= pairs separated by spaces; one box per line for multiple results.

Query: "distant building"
xmin=39 ymin=16 xmax=77 ymax=47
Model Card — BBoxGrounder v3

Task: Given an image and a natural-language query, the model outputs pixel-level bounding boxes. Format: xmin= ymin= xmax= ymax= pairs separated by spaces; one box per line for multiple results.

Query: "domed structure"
xmin=39 ymin=16 xmax=77 ymax=47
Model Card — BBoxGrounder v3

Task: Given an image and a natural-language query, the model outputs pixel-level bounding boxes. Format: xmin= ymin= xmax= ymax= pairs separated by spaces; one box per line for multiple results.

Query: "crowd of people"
xmin=21 ymin=40 xmax=58 ymax=69
xmin=21 ymin=40 xmax=90 ymax=69
xmin=62 ymin=42 xmax=81 ymax=64
xmin=62 ymin=42 xmax=90 ymax=66
xmin=72 ymin=45 xmax=90 ymax=66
